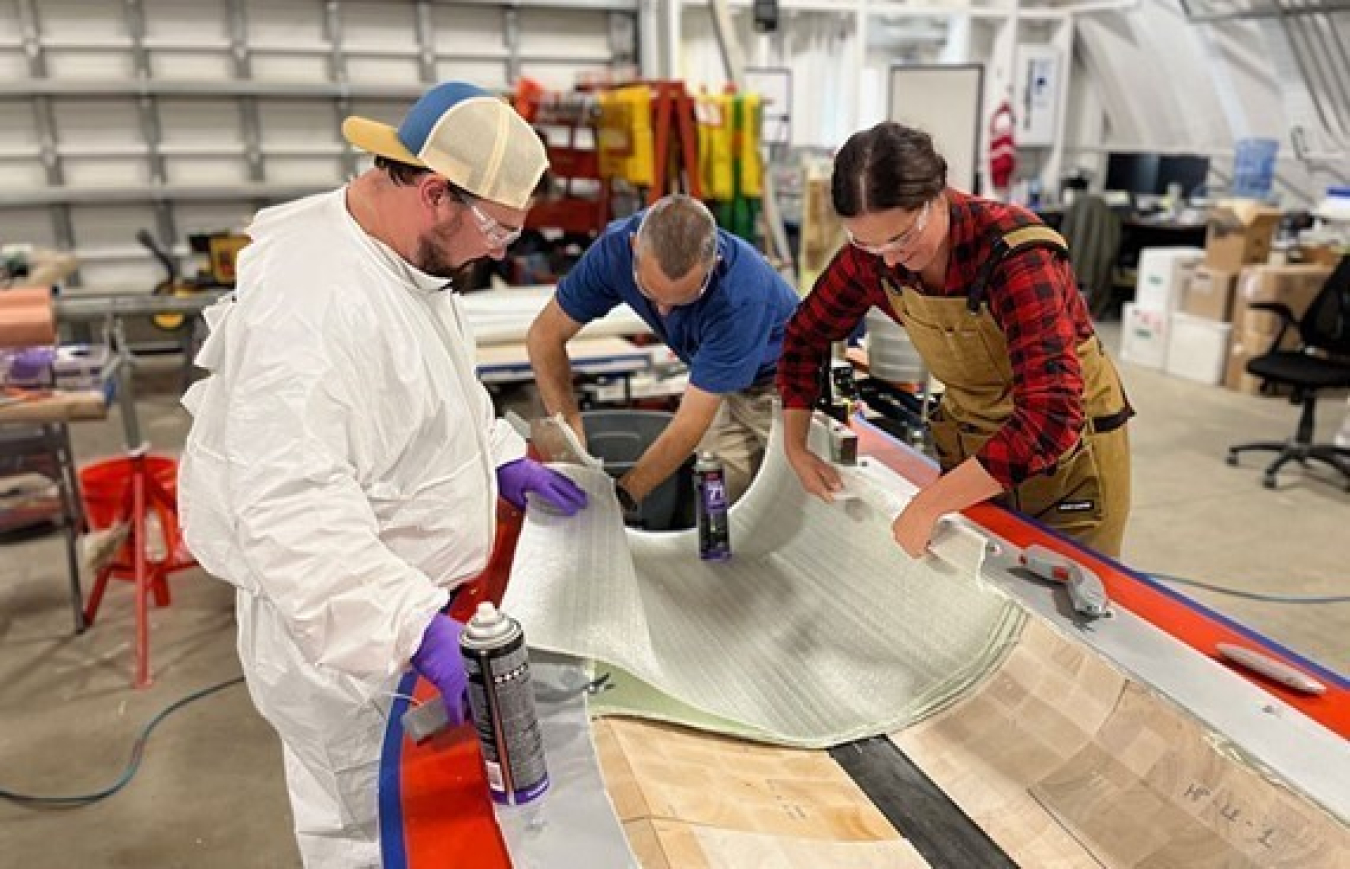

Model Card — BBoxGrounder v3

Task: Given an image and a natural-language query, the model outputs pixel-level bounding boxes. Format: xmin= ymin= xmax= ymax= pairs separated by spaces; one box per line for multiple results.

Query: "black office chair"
xmin=1227 ymin=255 xmax=1350 ymax=490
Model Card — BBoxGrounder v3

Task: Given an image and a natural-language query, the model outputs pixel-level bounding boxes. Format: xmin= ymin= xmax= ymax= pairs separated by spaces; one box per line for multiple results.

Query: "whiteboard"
xmin=887 ymin=64 xmax=984 ymax=194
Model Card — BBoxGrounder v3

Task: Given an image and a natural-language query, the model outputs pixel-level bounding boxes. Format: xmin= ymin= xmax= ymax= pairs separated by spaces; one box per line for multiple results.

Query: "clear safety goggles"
xmin=452 ymin=189 xmax=523 ymax=248
xmin=846 ymin=199 xmax=931 ymax=257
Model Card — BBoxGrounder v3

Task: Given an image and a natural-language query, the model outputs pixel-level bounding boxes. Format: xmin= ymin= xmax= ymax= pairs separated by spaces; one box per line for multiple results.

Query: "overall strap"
xmin=966 ymin=225 xmax=1070 ymax=314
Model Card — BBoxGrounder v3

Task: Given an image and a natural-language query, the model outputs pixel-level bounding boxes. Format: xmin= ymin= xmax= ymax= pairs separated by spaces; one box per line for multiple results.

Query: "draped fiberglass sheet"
xmin=503 ymin=421 xmax=1025 ymax=748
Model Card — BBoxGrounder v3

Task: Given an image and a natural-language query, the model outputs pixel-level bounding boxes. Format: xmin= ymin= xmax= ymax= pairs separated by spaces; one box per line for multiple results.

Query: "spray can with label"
xmin=694 ymin=451 xmax=731 ymax=561
xmin=459 ymin=601 xmax=549 ymax=805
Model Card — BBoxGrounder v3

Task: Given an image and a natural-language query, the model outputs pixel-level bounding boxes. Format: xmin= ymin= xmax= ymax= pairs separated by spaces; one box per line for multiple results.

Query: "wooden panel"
xmin=602 ymin=718 xmax=897 ymax=841
xmin=593 ymin=718 xmax=652 ymax=822
xmin=893 ymin=619 xmax=1350 ymax=868
xmin=684 ymin=825 xmax=928 ymax=869
xmin=622 ymin=820 xmax=679 ymax=869
xmin=596 ymin=717 xmax=927 ymax=868
xmin=0 ymin=391 xmax=107 ymax=423
xmin=830 ymin=737 xmax=1014 ymax=869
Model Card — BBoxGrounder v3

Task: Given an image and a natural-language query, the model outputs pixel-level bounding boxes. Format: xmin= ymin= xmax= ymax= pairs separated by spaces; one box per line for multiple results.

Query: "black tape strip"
xmin=829 ymin=737 xmax=1019 ymax=869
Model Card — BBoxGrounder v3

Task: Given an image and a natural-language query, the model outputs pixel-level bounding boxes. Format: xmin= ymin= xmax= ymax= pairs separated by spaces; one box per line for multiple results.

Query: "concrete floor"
xmin=1 ymin=338 xmax=1348 ymax=868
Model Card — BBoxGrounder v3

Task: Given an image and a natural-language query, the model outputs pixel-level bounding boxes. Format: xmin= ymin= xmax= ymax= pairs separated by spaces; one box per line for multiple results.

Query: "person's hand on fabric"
xmin=411 ymin=614 xmax=470 ymax=726
xmin=497 ymin=458 xmax=588 ymax=515
xmin=891 ymin=460 xmax=1000 ymax=558
xmin=786 ymin=448 xmax=843 ymax=503
xmin=891 ymin=497 xmax=942 ymax=558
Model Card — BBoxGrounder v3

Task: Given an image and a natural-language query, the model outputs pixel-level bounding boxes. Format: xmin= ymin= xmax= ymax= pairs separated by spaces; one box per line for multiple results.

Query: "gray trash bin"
xmin=582 ymin=410 xmax=694 ymax=531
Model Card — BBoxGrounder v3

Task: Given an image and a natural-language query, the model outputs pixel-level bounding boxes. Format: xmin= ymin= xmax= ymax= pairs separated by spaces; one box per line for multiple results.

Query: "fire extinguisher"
xmin=989 ymin=101 xmax=1017 ymax=193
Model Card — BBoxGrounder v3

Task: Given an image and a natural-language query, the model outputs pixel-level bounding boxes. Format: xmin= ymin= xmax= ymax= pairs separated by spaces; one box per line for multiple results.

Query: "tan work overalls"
xmin=882 ymin=226 xmax=1133 ymax=557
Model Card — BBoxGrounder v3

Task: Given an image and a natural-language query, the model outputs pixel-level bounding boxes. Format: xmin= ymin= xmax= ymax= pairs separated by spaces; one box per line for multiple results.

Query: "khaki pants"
xmin=696 ymin=383 xmax=776 ymax=503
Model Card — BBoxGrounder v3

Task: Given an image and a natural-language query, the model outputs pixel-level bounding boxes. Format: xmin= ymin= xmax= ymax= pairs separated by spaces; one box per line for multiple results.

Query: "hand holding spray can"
xmin=459 ymin=602 xmax=549 ymax=805
xmin=695 ymin=451 xmax=731 ymax=561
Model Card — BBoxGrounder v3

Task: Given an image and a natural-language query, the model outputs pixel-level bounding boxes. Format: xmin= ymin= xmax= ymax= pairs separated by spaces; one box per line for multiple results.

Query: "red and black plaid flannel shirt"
xmin=778 ymin=189 xmax=1098 ymax=489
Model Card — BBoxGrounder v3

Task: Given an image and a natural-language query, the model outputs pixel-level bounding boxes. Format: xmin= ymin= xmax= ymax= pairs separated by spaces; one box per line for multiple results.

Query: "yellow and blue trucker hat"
xmin=341 ymin=81 xmax=546 ymax=210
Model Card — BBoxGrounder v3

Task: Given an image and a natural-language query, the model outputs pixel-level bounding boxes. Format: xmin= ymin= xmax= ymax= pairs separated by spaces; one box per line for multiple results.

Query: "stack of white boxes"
xmin=1168 ymin=265 xmax=1236 ymax=385
xmin=1167 ymin=310 xmax=1233 ymax=384
xmin=1121 ymin=247 xmax=1203 ymax=370
xmin=1172 ymin=202 xmax=1287 ymax=389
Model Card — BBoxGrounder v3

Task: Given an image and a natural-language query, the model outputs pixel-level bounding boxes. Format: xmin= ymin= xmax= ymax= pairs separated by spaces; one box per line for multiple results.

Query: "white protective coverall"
xmin=179 ymin=188 xmax=524 ymax=867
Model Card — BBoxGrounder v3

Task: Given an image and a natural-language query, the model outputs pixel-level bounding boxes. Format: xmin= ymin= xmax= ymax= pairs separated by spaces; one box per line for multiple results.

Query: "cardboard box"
xmin=1297 ymin=245 xmax=1346 ymax=268
xmin=1232 ymin=264 xmax=1333 ymax=336
xmin=1180 ymin=267 xmax=1237 ymax=321
xmin=1166 ymin=312 xmax=1231 ymax=385
xmin=798 ymin=170 xmax=844 ymax=294
xmin=1120 ymin=302 xmax=1169 ymax=370
xmin=1204 ymin=201 xmax=1281 ymax=273
xmin=1135 ymin=247 xmax=1203 ymax=312
xmin=1224 ymin=325 xmax=1294 ymax=395
xmin=1224 ymin=344 xmax=1262 ymax=394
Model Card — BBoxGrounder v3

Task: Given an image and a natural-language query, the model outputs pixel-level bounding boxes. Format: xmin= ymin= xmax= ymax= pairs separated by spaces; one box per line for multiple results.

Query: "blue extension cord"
xmin=0 ymin=676 xmax=244 ymax=807
xmin=2 ymin=574 xmax=1343 ymax=806
xmin=1149 ymin=573 xmax=1350 ymax=605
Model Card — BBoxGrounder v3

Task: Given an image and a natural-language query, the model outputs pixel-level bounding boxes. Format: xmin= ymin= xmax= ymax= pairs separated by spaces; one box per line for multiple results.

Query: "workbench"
xmin=475 ymin=336 xmax=651 ymax=390
xmin=0 ymin=388 xmax=109 ymax=634
xmin=0 ymin=389 xmax=107 ymax=424
xmin=385 ymin=420 xmax=1350 ymax=866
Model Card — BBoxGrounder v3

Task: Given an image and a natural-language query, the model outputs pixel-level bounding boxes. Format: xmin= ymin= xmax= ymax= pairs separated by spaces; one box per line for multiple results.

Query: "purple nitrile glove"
xmin=3 ymin=346 xmax=55 ymax=387
xmin=496 ymin=458 xmax=588 ymax=516
xmin=410 ymin=614 xmax=469 ymax=727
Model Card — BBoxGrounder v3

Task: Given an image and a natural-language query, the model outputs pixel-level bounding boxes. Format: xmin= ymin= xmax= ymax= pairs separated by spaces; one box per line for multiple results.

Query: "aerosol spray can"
xmin=459 ymin=601 xmax=549 ymax=805
xmin=694 ymin=451 xmax=732 ymax=561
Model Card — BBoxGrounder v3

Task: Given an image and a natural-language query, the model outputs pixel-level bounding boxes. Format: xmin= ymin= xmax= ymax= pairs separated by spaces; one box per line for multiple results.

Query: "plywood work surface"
xmin=893 ymin=619 xmax=1350 ymax=868
xmin=595 ymin=717 xmax=929 ymax=868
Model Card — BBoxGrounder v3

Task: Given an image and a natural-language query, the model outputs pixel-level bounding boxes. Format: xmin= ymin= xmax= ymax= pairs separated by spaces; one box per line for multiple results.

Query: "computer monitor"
xmin=1105 ymin=153 xmax=1160 ymax=196
xmin=1105 ymin=152 xmax=1210 ymax=197
xmin=1157 ymin=155 xmax=1210 ymax=197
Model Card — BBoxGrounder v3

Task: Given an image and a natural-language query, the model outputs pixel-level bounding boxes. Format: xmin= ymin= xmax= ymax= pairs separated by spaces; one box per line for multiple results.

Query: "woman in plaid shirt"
xmin=777 ymin=123 xmax=1132 ymax=558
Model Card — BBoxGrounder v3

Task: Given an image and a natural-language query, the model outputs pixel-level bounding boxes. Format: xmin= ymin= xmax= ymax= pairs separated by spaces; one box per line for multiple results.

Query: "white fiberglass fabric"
xmin=504 ymin=417 xmax=1024 ymax=748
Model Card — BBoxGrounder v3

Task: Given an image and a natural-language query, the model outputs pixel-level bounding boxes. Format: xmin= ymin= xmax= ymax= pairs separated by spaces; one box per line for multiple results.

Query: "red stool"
xmin=79 ymin=449 xmax=197 ymax=687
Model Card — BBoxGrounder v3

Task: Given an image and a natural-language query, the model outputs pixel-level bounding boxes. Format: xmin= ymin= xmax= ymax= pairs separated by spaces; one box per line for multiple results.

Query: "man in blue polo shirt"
xmin=527 ymin=194 xmax=799 ymax=508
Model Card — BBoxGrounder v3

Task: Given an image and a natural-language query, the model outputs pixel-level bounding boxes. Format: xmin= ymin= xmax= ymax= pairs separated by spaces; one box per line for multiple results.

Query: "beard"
xmin=412 ymin=212 xmax=478 ymax=282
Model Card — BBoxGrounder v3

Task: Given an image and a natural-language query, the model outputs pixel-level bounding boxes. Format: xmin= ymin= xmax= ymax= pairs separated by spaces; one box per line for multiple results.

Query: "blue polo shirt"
xmin=555 ymin=212 xmax=800 ymax=395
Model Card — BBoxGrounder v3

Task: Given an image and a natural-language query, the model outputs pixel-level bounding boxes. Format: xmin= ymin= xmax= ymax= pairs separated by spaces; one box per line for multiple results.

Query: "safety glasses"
xmin=631 ymin=255 xmax=717 ymax=307
xmin=847 ymin=199 xmax=931 ymax=257
xmin=449 ymin=188 xmax=522 ymax=248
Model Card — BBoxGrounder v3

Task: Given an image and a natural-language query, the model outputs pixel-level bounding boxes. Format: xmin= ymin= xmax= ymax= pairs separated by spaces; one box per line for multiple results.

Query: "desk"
xmin=0 ymin=390 xmax=109 ymax=633
xmin=0 ymin=389 xmax=107 ymax=424
xmin=376 ymin=420 xmax=1350 ymax=867
xmin=1034 ymin=207 xmax=1207 ymax=269
xmin=476 ymin=336 xmax=653 ymax=410
xmin=1118 ymin=217 xmax=1207 ymax=269
xmin=461 ymin=287 xmax=652 ymax=347
xmin=475 ymin=337 xmax=651 ymax=386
